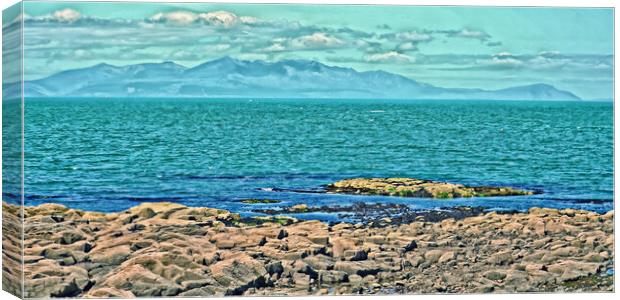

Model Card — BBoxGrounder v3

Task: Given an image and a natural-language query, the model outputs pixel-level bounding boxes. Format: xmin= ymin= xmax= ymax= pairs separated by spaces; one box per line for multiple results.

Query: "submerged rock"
xmin=326 ymin=178 xmax=535 ymax=198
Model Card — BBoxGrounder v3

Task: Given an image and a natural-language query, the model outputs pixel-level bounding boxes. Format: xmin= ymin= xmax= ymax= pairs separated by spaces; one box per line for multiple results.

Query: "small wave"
xmin=528 ymin=197 xmax=611 ymax=205
xmin=369 ymin=110 xmax=386 ymax=113
xmin=179 ymin=173 xmax=334 ymax=181
xmin=258 ymin=187 xmax=326 ymax=194
xmin=115 ymin=196 xmax=187 ymax=202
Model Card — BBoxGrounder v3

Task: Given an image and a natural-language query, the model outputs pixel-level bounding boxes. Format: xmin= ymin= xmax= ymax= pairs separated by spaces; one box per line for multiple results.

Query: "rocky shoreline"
xmin=2 ymin=201 xmax=614 ymax=297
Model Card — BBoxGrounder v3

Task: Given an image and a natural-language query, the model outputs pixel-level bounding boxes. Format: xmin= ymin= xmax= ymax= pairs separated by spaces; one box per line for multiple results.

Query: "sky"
xmin=3 ymin=2 xmax=614 ymax=99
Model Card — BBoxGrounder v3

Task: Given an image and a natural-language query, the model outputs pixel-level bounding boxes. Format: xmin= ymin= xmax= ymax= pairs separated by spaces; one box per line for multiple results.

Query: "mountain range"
xmin=4 ymin=57 xmax=581 ymax=100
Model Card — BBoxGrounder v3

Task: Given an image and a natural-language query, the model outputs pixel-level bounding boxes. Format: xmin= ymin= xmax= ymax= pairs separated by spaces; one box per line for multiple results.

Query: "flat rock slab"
xmin=326 ymin=177 xmax=535 ymax=198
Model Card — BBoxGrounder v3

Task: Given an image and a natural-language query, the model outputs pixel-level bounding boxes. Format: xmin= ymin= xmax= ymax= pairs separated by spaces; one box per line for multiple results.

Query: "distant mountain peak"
xmin=10 ymin=57 xmax=581 ymax=101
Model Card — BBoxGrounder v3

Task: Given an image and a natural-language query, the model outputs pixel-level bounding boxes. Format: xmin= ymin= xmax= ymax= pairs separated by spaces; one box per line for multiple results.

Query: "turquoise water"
xmin=13 ymin=98 xmax=614 ymax=219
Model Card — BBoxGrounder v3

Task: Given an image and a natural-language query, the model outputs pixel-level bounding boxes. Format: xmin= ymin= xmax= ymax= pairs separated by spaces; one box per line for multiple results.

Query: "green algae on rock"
xmin=326 ymin=178 xmax=536 ymax=198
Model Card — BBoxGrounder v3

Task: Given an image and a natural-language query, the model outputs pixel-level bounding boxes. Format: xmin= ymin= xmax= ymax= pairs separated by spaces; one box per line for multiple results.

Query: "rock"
xmin=208 ymin=253 xmax=268 ymax=294
xmin=403 ymin=240 xmax=418 ymax=252
xmin=277 ymin=229 xmax=288 ymax=240
xmin=85 ymin=287 xmax=135 ymax=298
xmin=533 ymin=221 xmax=546 ymax=236
xmin=365 ymin=236 xmax=386 ymax=245
xmin=502 ymin=222 xmax=524 ymax=234
xmin=343 ymin=249 xmax=368 ymax=261
xmin=97 ymin=264 xmax=181 ymax=296
xmin=529 ymin=207 xmax=560 ymax=216
xmin=484 ymin=270 xmax=507 ymax=281
xmin=23 ymin=255 xmax=45 ymax=264
xmin=319 ymin=270 xmax=348 ymax=284
xmin=524 ymin=263 xmax=545 ymax=274
xmin=438 ymin=251 xmax=455 ymax=263
xmin=304 ymin=255 xmax=335 ymax=271
xmin=308 ymin=235 xmax=329 ymax=245
xmin=137 ymin=207 xmax=157 ymax=219
xmin=216 ymin=240 xmax=235 ymax=249
xmin=334 ymin=261 xmax=381 ymax=276
xmin=348 ymin=274 xmax=363 ymax=284
xmin=490 ymin=239 xmax=511 ymax=246
xmin=332 ymin=238 xmax=356 ymax=258
xmin=552 ymin=246 xmax=578 ymax=257
xmin=290 ymin=204 xmax=309 ymax=212
xmin=90 ymin=245 xmax=131 ymax=265
xmin=266 ymin=261 xmax=284 ymax=276
xmin=583 ymin=253 xmax=605 ymax=262
xmin=423 ymin=250 xmax=445 ymax=263
xmin=59 ymin=231 xmax=85 ymax=245
xmin=326 ymin=177 xmax=534 ymax=198
xmin=292 ymin=273 xmax=310 ymax=287
xmin=488 ymin=250 xmax=513 ymax=265
xmin=547 ymin=260 xmax=601 ymax=283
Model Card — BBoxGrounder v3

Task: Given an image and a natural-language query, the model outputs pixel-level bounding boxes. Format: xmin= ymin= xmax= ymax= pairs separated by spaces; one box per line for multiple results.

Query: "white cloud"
xmin=538 ymin=50 xmax=561 ymax=58
xmin=53 ymin=8 xmax=81 ymax=23
xmin=198 ymin=11 xmax=239 ymax=27
xmin=490 ymin=56 xmax=523 ymax=66
xmin=148 ymin=10 xmax=263 ymax=27
xmin=170 ymin=50 xmax=195 ymax=60
xmin=23 ymin=8 xmax=82 ymax=24
xmin=74 ymin=49 xmax=93 ymax=59
xmin=289 ymin=33 xmax=344 ymax=49
xmin=262 ymin=43 xmax=287 ymax=52
xmin=451 ymin=29 xmax=490 ymax=41
xmin=149 ymin=11 xmax=198 ymax=25
xmin=398 ymin=42 xmax=417 ymax=51
xmin=493 ymin=52 xmax=514 ymax=58
xmin=261 ymin=33 xmax=345 ymax=52
xmin=366 ymin=51 xmax=414 ymax=63
xmin=396 ymin=31 xmax=432 ymax=42
xmin=239 ymin=16 xmax=261 ymax=24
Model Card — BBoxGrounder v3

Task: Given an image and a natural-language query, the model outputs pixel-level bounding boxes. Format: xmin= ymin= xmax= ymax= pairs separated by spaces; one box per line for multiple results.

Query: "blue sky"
xmin=3 ymin=2 xmax=614 ymax=99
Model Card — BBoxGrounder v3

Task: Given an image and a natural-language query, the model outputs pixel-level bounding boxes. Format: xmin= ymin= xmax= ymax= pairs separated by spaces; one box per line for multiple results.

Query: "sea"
xmin=3 ymin=98 xmax=614 ymax=222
